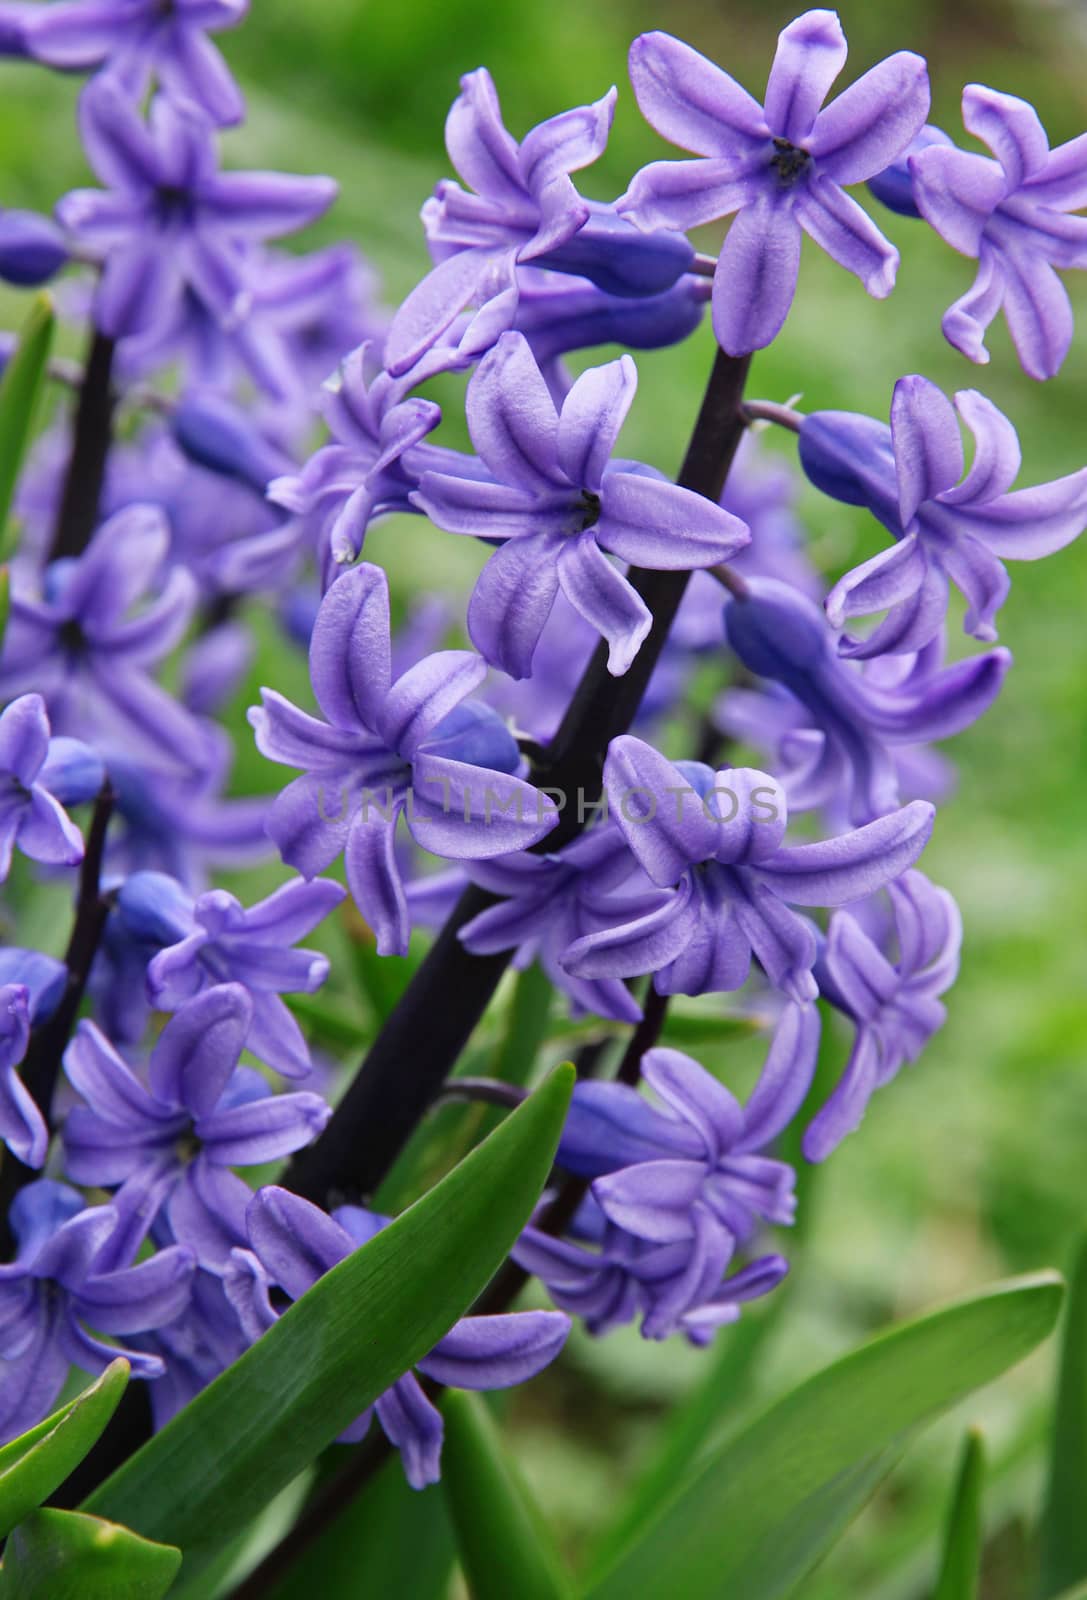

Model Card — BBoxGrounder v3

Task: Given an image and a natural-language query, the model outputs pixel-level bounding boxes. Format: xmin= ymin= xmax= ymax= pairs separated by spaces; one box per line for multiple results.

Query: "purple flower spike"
xmin=0 ymin=692 xmax=104 ymax=882
xmin=804 ymin=871 xmax=961 ymax=1158
xmin=56 ymin=80 xmax=336 ymax=341
xmin=0 ymin=984 xmax=47 ymax=1169
xmin=249 ymin=562 xmax=558 ymax=957
xmin=0 ymin=1179 xmax=194 ymax=1444
xmin=414 ymin=331 xmax=749 ymax=678
xmin=910 ymin=85 xmax=1087 ymax=379
xmin=800 ymin=376 xmax=1087 ymax=655
xmin=63 ymin=985 xmax=331 ymax=1268
xmin=386 ymin=67 xmax=693 ymax=377
xmin=128 ymin=872 xmax=345 ymax=1078
xmin=562 ymin=735 xmax=934 ymax=1003
xmin=619 ymin=16 xmax=930 ymax=353
xmin=25 ymin=0 xmax=249 ymax=126
xmin=224 ymin=1186 xmax=569 ymax=1489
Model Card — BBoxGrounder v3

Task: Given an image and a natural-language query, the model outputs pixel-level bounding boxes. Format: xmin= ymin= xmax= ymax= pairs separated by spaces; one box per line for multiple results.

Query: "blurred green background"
xmin=2 ymin=0 xmax=1086 ymax=1593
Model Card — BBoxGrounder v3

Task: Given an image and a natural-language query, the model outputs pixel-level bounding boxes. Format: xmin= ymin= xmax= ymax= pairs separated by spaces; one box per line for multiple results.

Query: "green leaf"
xmin=0 ymin=567 xmax=9 ymax=653
xmin=441 ymin=1391 xmax=571 ymax=1600
xmin=586 ymin=1272 xmax=1063 ymax=1600
xmin=85 ymin=1063 xmax=575 ymax=1583
xmin=933 ymin=1429 xmax=985 ymax=1600
xmin=0 ymin=293 xmax=55 ymax=554
xmin=0 ymin=1508 xmax=180 ymax=1600
xmin=0 ymin=1360 xmax=129 ymax=1540
xmin=1040 ymin=1234 xmax=1087 ymax=1597
xmin=494 ymin=963 xmax=554 ymax=1088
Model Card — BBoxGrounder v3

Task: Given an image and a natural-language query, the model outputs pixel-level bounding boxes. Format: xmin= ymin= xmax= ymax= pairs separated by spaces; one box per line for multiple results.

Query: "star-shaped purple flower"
xmin=413 ymin=331 xmax=750 ymax=678
xmin=800 ymin=375 xmax=1087 ymax=656
xmin=56 ymin=79 xmax=336 ymax=340
xmin=25 ymin=0 xmax=249 ymax=126
xmin=910 ymin=85 xmax=1087 ymax=379
xmin=249 ymin=561 xmax=558 ymax=957
xmin=0 ymin=984 xmax=46 ymax=1169
xmin=562 ymin=735 xmax=934 ymax=1003
xmin=0 ymin=692 xmax=104 ymax=882
xmin=617 ymin=13 xmax=930 ymax=353
xmin=0 ymin=1178 xmax=194 ymax=1443
xmin=63 ymin=984 xmax=331 ymax=1268
xmin=223 ymin=1186 xmax=570 ymax=1489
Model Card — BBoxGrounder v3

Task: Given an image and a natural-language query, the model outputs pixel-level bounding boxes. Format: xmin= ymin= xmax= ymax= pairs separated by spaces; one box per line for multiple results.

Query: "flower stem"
xmin=283 ymin=347 xmax=753 ymax=1208
xmin=49 ymin=328 xmax=117 ymax=563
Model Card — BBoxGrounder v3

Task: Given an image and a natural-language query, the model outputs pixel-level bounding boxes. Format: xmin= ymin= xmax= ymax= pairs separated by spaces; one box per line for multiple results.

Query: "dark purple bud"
xmin=0 ymin=209 xmax=68 ymax=285
xmin=172 ymin=392 xmax=294 ymax=495
xmin=866 ymin=125 xmax=954 ymax=219
xmin=536 ymin=203 xmax=695 ymax=298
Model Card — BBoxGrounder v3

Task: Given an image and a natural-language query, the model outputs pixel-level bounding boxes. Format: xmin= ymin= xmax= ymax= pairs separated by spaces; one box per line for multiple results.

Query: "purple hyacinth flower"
xmin=0 ymin=504 xmax=213 ymax=777
xmin=804 ymin=871 xmax=961 ymax=1158
xmin=0 ymin=1179 xmax=194 ymax=1443
xmin=63 ymin=984 xmax=331 ymax=1267
xmin=910 ymin=86 xmax=1087 ymax=379
xmin=223 ymin=1186 xmax=570 ymax=1489
xmin=56 ymin=80 xmax=336 ymax=340
xmin=515 ymin=1193 xmax=788 ymax=1344
xmin=128 ymin=1267 xmax=250 ymax=1430
xmin=562 ymin=735 xmax=934 ymax=1003
xmin=800 ymin=376 xmax=1087 ymax=656
xmin=25 ymin=0 xmax=249 ymax=126
xmin=0 ymin=984 xmax=46 ymax=1169
xmin=722 ymin=578 xmax=1011 ymax=822
xmin=249 ymin=562 xmax=558 ymax=957
xmin=561 ymin=1016 xmax=816 ymax=1251
xmin=107 ymin=748 xmax=271 ymax=891
xmin=0 ymin=692 xmax=104 ymax=882
xmin=250 ymin=242 xmax=389 ymax=399
xmin=385 ymin=66 xmax=693 ymax=377
xmin=617 ymin=15 xmax=930 ymax=353
xmin=413 ymin=331 xmax=749 ymax=678
xmin=118 ymin=869 xmax=344 ymax=1077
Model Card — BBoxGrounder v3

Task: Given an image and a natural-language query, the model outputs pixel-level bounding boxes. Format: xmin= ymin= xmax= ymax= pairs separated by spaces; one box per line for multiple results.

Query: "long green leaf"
xmin=933 ymin=1429 xmax=985 ymax=1600
xmin=0 ymin=567 xmax=9 ymax=654
xmin=0 ymin=293 xmax=55 ymax=551
xmin=0 ymin=1508 xmax=180 ymax=1600
xmin=1040 ymin=1234 xmax=1087 ymax=1597
xmin=0 ymin=1360 xmax=129 ymax=1540
xmin=85 ymin=1063 xmax=574 ymax=1581
xmin=587 ymin=1272 xmax=1063 ymax=1600
xmin=442 ymin=1391 xmax=571 ymax=1600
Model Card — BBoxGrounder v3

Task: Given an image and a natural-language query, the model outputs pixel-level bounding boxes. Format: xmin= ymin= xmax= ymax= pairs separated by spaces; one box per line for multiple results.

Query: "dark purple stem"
xmin=49 ymin=328 xmax=117 ymax=563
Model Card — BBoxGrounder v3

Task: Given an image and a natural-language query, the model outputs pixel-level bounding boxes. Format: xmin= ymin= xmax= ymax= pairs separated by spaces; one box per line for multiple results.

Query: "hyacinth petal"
xmin=617 ymin=157 xmax=757 ymax=232
xmin=246 ymin=1185 xmax=351 ymax=1300
xmin=95 ymin=239 xmax=181 ymax=338
xmin=867 ymin=648 xmax=1011 ymax=742
xmin=757 ymin=799 xmax=935 ymax=906
xmin=385 ymin=248 xmax=515 ymax=379
xmin=1023 ymin=131 xmax=1087 ymax=210
xmin=197 ymin=1090 xmax=330 ymax=1165
xmin=795 ymin=179 xmax=898 ymax=298
xmin=412 ymin=471 xmax=563 ymax=539
xmin=0 ymin=694 xmax=49 ymax=786
xmin=148 ymin=983 xmax=251 ymax=1116
xmin=77 ymin=1246 xmax=195 ymax=1334
xmin=604 ymin=736 xmax=718 ymax=885
xmin=909 ymin=147 xmax=1006 ymax=257
xmin=641 ymin=1046 xmax=744 ymax=1156
xmin=248 ymin=690 xmax=364 ymax=772
xmin=345 ymin=808 xmax=410 ymax=956
xmin=62 ymin=503 xmax=171 ymax=625
xmin=556 ymin=534 xmax=652 ymax=676
xmin=408 ymin=751 xmax=558 ymax=858
xmin=558 ymin=1080 xmax=703 ymax=1175
xmin=824 ymin=531 xmax=927 ymax=629
xmin=938 ymin=534 xmax=1010 ymax=639
xmin=77 ymin=77 xmax=161 ymax=192
xmin=237 ymin=994 xmax=310 ymax=1081
xmin=961 ymin=84 xmax=1049 ymax=189
xmin=467 ymin=332 xmax=562 ymax=491
xmin=890 ymin=375 xmax=965 ymax=527
xmin=199 ymin=171 xmax=337 ymax=237
xmin=14 ymin=788 xmax=83 ymax=868
xmin=802 ymin=1028 xmax=881 ymax=1160
xmin=729 ymin=879 xmax=818 ymax=1003
xmin=740 ymin=1001 xmax=821 ymax=1150
xmin=556 ymin=354 xmax=637 ymax=493
xmin=156 ymin=25 xmax=245 ymax=127
xmin=379 ymin=651 xmax=486 ymax=760
xmin=627 ymin=31 xmax=767 ymax=158
xmin=594 ymin=1158 xmax=707 ymax=1243
xmin=998 ymin=249 xmax=1074 ymax=382
xmin=655 ymin=891 xmax=753 ymax=997
xmin=808 ymin=51 xmax=930 ymax=184
xmin=445 ymin=67 xmax=524 ymax=203
xmin=375 ymin=1376 xmax=445 ymax=1490
xmin=764 ymin=9 xmax=847 ymax=143
xmin=960 ymin=469 xmax=1087 ymax=558
xmin=598 ymin=472 xmax=749 ymax=568
xmin=309 ymin=563 xmax=392 ymax=733
xmin=63 ymin=1020 xmax=166 ymax=1126
xmin=227 ymin=876 xmax=344 ymax=946
xmin=419 ymin=1309 xmax=569 ymax=1388
xmin=23 ymin=1 xmax=126 ymax=69
xmin=941 ymin=389 xmax=1022 ymax=505
xmin=265 ymin=773 xmax=354 ymax=881
xmin=708 ymin=767 xmax=788 ymax=864
xmin=0 ymin=1332 xmax=70 ymax=1447
xmin=712 ymin=196 xmax=802 ymax=355
xmin=562 ymin=880 xmax=698 ymax=980
xmin=520 ymin=89 xmax=617 ymax=194
xmin=467 ymin=531 xmax=562 ymax=679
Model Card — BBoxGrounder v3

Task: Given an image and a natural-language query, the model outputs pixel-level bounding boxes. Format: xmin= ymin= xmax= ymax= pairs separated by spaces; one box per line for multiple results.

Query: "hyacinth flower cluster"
xmin=0 ymin=1 xmax=1080 ymax=1573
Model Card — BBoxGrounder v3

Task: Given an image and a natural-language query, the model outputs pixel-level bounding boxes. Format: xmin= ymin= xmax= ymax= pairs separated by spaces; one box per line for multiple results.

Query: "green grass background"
xmin=2 ymin=0 xmax=1086 ymax=1591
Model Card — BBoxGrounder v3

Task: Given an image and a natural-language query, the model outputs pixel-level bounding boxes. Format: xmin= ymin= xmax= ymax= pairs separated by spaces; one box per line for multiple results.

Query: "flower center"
xmin=58 ymin=618 xmax=86 ymax=658
xmin=577 ymin=489 xmax=602 ymax=532
xmin=770 ymin=138 xmax=811 ymax=187
xmin=155 ymin=185 xmax=195 ymax=225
